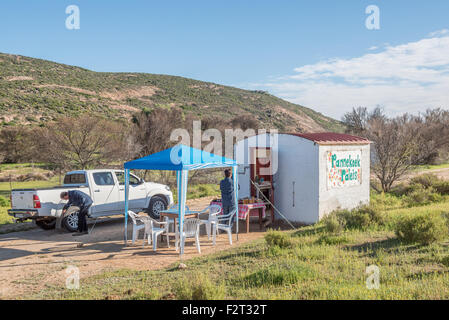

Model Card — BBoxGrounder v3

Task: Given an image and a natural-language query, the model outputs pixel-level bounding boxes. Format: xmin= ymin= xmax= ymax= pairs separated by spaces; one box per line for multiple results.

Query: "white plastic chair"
xmin=141 ymin=216 xmax=169 ymax=251
xmin=198 ymin=205 xmax=222 ymax=240
xmin=177 ymin=218 xmax=201 ymax=254
xmin=213 ymin=209 xmax=237 ymax=245
xmin=128 ymin=211 xmax=146 ymax=244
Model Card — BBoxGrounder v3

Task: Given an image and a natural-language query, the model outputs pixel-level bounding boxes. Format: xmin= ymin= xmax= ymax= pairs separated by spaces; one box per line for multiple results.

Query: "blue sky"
xmin=1 ymin=1 xmax=448 ymax=119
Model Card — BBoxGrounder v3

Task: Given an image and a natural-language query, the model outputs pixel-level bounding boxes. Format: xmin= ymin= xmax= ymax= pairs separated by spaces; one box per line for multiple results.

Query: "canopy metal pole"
xmin=176 ymin=170 xmax=181 ymax=255
xmin=179 ymin=169 xmax=188 ymax=256
xmin=232 ymin=166 xmax=239 ymax=241
xmin=124 ymin=168 xmax=130 ymax=245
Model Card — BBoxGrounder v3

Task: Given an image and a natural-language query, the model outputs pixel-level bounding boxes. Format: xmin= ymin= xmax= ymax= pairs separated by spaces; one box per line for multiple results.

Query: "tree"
xmin=342 ymin=107 xmax=369 ymax=135
xmin=130 ymin=108 xmax=187 ymax=185
xmin=0 ymin=127 xmax=33 ymax=163
xmin=412 ymin=109 xmax=449 ymax=164
xmin=35 ymin=116 xmax=132 ymax=170
xmin=368 ymin=114 xmax=421 ymax=192
xmin=342 ymin=108 xmax=433 ymax=192
xmin=131 ymin=108 xmax=185 ymax=158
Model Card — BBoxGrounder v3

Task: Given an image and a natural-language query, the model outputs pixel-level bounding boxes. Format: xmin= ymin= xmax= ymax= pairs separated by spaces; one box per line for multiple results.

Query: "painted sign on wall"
xmin=327 ymin=151 xmax=362 ymax=188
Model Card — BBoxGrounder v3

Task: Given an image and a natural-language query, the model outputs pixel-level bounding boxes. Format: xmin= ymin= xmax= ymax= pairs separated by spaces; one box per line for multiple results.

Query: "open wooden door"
xmin=249 ymin=147 xmax=275 ymax=222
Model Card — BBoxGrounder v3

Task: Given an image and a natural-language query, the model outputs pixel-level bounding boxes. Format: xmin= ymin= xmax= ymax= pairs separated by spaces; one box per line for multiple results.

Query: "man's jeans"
xmin=77 ymin=205 xmax=91 ymax=232
xmin=223 ymin=205 xmax=236 ymax=225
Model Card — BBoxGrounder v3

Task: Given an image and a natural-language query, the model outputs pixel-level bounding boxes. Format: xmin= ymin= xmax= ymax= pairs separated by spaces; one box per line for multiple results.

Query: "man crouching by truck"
xmin=60 ymin=190 xmax=93 ymax=236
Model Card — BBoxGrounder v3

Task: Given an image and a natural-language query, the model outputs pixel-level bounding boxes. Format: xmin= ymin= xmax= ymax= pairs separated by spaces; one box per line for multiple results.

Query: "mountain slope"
xmin=0 ymin=53 xmax=343 ymax=132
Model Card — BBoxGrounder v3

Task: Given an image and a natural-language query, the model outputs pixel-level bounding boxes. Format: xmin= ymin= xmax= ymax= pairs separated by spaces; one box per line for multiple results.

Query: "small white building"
xmin=234 ymin=132 xmax=371 ymax=224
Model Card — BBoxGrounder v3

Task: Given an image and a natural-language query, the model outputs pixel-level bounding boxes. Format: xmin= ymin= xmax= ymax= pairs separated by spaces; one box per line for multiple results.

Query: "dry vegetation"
xmin=0 ymin=52 xmax=342 ymax=132
xmin=343 ymin=107 xmax=449 ymax=192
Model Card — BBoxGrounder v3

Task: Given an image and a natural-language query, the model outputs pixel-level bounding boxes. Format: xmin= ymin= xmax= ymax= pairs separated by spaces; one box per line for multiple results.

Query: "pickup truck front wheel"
xmin=62 ymin=208 xmax=80 ymax=232
xmin=146 ymin=195 xmax=168 ymax=219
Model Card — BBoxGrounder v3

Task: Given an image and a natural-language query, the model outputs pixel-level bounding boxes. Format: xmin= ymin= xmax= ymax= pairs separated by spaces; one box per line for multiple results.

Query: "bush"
xmin=395 ymin=213 xmax=448 ymax=245
xmin=322 ymin=206 xmax=384 ymax=232
xmin=440 ymin=255 xmax=449 ymax=267
xmin=435 ymin=181 xmax=449 ymax=195
xmin=339 ymin=206 xmax=385 ymax=230
xmin=321 ymin=212 xmax=346 ymax=234
xmin=0 ymin=196 xmax=9 ymax=207
xmin=173 ymin=276 xmax=225 ymax=300
xmin=403 ymin=185 xmax=442 ymax=207
xmin=316 ymin=234 xmax=349 ymax=245
xmin=371 ymin=192 xmax=403 ymax=209
xmin=264 ymin=230 xmax=292 ymax=249
xmin=410 ymin=174 xmax=441 ymax=189
xmin=390 ymin=183 xmax=412 ymax=197
xmin=244 ymin=263 xmax=313 ymax=287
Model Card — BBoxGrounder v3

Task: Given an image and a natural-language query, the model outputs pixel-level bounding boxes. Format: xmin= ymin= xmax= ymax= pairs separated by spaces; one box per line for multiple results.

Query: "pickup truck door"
xmin=115 ymin=171 xmax=147 ymax=210
xmin=90 ymin=171 xmax=120 ymax=214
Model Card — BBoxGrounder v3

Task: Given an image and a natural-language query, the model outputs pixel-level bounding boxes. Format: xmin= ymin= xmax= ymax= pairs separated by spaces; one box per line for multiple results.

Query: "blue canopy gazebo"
xmin=123 ymin=144 xmax=238 ymax=255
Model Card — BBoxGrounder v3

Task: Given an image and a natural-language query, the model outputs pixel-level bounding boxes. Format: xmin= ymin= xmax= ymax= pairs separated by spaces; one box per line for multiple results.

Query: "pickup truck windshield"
xmin=64 ymin=173 xmax=87 ymax=184
xmin=115 ymin=172 xmax=140 ymax=185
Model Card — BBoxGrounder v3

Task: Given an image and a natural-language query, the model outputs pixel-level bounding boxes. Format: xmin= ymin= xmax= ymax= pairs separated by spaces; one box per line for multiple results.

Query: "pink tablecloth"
xmin=210 ymin=201 xmax=266 ymax=220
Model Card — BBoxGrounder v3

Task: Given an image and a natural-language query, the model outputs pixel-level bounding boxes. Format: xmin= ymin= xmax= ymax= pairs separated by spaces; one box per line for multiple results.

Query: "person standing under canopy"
xmin=220 ymin=169 xmax=236 ymax=223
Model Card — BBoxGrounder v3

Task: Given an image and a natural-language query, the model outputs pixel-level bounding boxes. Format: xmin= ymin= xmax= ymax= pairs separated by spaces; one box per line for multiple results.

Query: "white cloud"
xmin=429 ymin=29 xmax=449 ymax=37
xmin=249 ymin=33 xmax=449 ymax=119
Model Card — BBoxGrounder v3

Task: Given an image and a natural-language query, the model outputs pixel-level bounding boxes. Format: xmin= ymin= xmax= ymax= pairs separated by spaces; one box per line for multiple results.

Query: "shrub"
xmin=390 ymin=183 xmax=412 ymax=197
xmin=338 ymin=206 xmax=385 ymax=230
xmin=321 ymin=212 xmax=346 ymax=234
xmin=440 ymin=256 xmax=449 ymax=267
xmin=370 ymin=192 xmax=403 ymax=209
xmin=173 ymin=276 xmax=225 ymax=300
xmin=264 ymin=230 xmax=292 ymax=249
xmin=435 ymin=181 xmax=449 ymax=195
xmin=244 ymin=263 xmax=313 ymax=287
xmin=0 ymin=196 xmax=10 ymax=207
xmin=403 ymin=185 xmax=442 ymax=207
xmin=410 ymin=174 xmax=441 ymax=189
xmin=395 ymin=213 xmax=448 ymax=245
xmin=316 ymin=234 xmax=349 ymax=245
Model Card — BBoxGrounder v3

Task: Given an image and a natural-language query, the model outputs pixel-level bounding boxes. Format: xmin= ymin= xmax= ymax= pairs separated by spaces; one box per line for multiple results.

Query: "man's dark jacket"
xmin=63 ymin=190 xmax=93 ymax=210
xmin=220 ymin=177 xmax=235 ymax=207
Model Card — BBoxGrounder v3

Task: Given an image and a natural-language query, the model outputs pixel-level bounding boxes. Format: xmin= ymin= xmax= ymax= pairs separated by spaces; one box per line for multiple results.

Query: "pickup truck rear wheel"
xmin=146 ymin=195 xmax=168 ymax=219
xmin=36 ymin=218 xmax=56 ymax=230
xmin=62 ymin=208 xmax=79 ymax=232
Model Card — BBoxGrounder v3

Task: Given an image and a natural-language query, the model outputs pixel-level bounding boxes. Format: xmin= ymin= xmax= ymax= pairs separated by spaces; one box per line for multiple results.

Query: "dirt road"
xmin=0 ymin=196 xmax=267 ymax=299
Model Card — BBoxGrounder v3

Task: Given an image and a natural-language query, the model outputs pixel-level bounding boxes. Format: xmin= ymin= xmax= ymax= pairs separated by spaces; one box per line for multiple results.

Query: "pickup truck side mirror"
xmin=139 ymin=178 xmax=145 ymax=185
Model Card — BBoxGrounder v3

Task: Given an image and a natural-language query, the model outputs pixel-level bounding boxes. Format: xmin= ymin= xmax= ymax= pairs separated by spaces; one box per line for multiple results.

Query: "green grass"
xmin=0 ymin=176 xmax=60 ymax=198
xmin=181 ymin=184 xmax=220 ymax=201
xmin=26 ymin=194 xmax=449 ymax=300
xmin=0 ymin=162 xmax=50 ymax=170
xmin=412 ymin=163 xmax=449 ymax=171
xmin=28 ymin=228 xmax=449 ymax=300
xmin=0 ymin=206 xmax=12 ymax=225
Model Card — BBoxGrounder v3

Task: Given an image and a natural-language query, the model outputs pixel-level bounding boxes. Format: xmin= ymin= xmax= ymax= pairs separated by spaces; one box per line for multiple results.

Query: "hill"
xmin=0 ymin=53 xmax=343 ymax=132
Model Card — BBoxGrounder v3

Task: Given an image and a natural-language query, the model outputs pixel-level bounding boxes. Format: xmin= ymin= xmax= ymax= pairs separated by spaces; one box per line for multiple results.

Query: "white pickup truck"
xmin=8 ymin=169 xmax=173 ymax=232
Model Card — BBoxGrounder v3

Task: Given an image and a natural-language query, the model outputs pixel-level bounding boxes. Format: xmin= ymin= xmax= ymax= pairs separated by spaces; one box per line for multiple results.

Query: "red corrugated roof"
xmin=287 ymin=132 xmax=370 ymax=145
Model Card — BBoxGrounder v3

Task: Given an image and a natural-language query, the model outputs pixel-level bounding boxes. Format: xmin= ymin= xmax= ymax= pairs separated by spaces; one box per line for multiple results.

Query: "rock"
xmin=178 ymin=263 xmax=187 ymax=270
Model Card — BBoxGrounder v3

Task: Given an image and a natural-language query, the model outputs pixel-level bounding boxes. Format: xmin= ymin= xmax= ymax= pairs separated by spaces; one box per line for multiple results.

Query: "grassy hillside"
xmin=0 ymin=53 xmax=343 ymax=132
